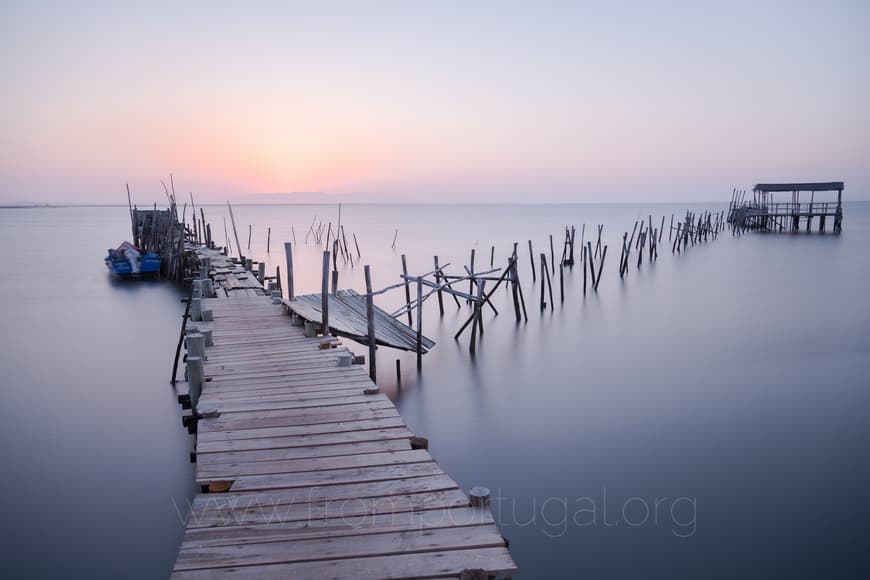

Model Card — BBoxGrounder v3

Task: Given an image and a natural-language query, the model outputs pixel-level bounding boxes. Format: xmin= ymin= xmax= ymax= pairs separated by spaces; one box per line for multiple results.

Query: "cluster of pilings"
xmin=126 ymin=184 xmax=189 ymax=281
xmin=671 ymin=209 xmax=725 ymax=251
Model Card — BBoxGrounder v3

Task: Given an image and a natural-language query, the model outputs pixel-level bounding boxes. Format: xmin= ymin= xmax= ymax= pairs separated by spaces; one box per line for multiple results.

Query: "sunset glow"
xmin=1 ymin=1 xmax=868 ymax=203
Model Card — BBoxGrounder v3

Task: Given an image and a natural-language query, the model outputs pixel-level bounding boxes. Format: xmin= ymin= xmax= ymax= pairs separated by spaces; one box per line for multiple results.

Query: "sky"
xmin=1 ymin=0 xmax=868 ymax=204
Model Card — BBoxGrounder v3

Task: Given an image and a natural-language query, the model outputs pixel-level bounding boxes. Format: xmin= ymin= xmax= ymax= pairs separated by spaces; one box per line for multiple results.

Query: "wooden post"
xmin=191 ymin=297 xmax=202 ymax=321
xmin=331 ymin=269 xmax=338 ymax=294
xmin=226 ymin=202 xmax=243 ymax=260
xmin=321 ymin=251 xmax=330 ymax=335
xmin=187 ymin=332 xmax=205 ymax=360
xmin=569 ymin=226 xmax=576 ymax=265
xmin=510 ymin=258 xmax=521 ymax=322
xmin=559 ymin=262 xmax=564 ymax=303
xmin=539 ymin=254 xmax=546 ymax=310
xmin=267 ymin=227 xmax=271 ymax=253
xmin=470 ymin=278 xmax=485 ymax=353
xmin=582 ymin=246 xmax=588 ymax=295
xmin=247 ymin=224 xmax=251 ymax=251
xmin=396 ymin=359 xmax=402 ymax=388
xmin=284 ymin=242 xmax=295 ymax=300
xmin=433 ymin=256 xmax=444 ymax=316
xmin=468 ymin=248 xmax=476 ymax=304
xmin=586 ymin=241 xmax=596 ymax=289
xmin=416 ymin=277 xmax=423 ymax=370
xmin=353 ymin=233 xmax=361 ymax=257
xmin=490 ymin=245 xmax=495 ymax=267
xmin=401 ymin=254 xmax=412 ymax=326
xmin=543 ymin=254 xmax=554 ymax=311
xmin=364 ymin=265 xmax=376 ymax=382
xmin=257 ymin=261 xmax=265 ymax=285
xmin=594 ymin=246 xmax=607 ymax=291
xmin=186 ymin=355 xmax=204 ymax=411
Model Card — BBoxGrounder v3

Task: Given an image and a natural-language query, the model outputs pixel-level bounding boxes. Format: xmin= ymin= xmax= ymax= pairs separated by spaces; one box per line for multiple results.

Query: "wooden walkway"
xmin=172 ymin=253 xmax=516 ymax=578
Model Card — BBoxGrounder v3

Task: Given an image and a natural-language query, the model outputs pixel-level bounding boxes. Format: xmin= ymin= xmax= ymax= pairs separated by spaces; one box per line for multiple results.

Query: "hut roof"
xmin=753 ymin=182 xmax=844 ymax=193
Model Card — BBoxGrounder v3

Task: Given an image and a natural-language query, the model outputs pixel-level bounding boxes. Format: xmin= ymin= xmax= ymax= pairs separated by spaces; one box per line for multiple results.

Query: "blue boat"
xmin=105 ymin=242 xmax=161 ymax=278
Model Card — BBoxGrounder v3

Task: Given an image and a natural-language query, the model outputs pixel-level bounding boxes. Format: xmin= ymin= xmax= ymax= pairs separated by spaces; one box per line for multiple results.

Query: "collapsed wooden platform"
xmin=285 ymin=290 xmax=435 ymax=353
xmin=173 ymin=253 xmax=514 ymax=578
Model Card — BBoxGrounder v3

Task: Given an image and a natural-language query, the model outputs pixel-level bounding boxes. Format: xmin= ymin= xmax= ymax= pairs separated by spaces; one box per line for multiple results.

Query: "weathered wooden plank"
xmin=195 ymin=428 xmax=416 ymax=454
xmin=171 ymin=546 xmax=516 ymax=579
xmin=180 ymin=504 xmax=489 ymax=549
xmin=196 ymin=439 xmax=412 ymax=468
xmin=175 ymin=524 xmax=506 ymax=570
xmin=188 ymin=474 xmax=459 ymax=514
xmin=186 ymin=485 xmax=466 ymax=528
xmin=197 ymin=449 xmax=433 ymax=482
xmin=199 ymin=407 xmax=399 ymax=434
xmin=228 ymin=460 xmax=440 ymax=493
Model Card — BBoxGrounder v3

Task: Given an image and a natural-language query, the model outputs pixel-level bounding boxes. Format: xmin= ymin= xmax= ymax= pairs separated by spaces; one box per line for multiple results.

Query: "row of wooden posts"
xmin=184 ymin=205 xmax=727 ymax=387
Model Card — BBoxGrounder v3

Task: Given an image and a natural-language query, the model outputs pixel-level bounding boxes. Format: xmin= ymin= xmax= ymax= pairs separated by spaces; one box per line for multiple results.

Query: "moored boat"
xmin=105 ymin=241 xmax=161 ymax=278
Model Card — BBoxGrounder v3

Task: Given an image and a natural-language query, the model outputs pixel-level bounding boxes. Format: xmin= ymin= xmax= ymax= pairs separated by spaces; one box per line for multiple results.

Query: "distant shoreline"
xmin=2 ymin=200 xmax=869 ymax=209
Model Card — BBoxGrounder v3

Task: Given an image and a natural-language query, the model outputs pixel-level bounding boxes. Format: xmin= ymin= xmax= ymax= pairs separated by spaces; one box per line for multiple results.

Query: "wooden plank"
xmin=195 ymin=427 xmax=416 ymax=454
xmin=197 ymin=449 xmax=434 ymax=482
xmin=185 ymin=486 xmax=467 ymax=528
xmin=197 ymin=439 xmax=412 ymax=467
xmin=188 ymin=474 xmax=459 ymax=514
xmin=171 ymin=547 xmax=516 ymax=579
xmin=175 ymin=524 xmax=506 ymax=570
xmin=199 ymin=407 xmax=399 ymax=434
xmin=228 ymin=460 xmax=440 ymax=493
xmin=179 ymin=504 xmax=490 ymax=549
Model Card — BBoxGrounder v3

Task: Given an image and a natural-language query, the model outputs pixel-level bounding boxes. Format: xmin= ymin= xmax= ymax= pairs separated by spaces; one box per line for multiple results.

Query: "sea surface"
xmin=1 ymin=202 xmax=868 ymax=579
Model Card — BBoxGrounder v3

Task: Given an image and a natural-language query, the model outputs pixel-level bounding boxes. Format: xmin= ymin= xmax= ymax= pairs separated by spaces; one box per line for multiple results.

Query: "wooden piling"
xmin=321 ymin=251 xmax=330 ymax=335
xmin=434 ymin=256 xmax=445 ymax=316
xmin=469 ymin=248 xmax=476 ymax=303
xmin=364 ymin=265 xmax=376 ymax=382
xmin=416 ymin=277 xmax=423 ymax=370
xmin=510 ymin=257 xmax=521 ymax=322
xmin=401 ymin=254 xmax=412 ymax=326
xmin=594 ymin=246 xmax=607 ymax=291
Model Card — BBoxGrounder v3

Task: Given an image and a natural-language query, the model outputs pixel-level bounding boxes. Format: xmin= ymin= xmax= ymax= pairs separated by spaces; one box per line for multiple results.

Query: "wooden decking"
xmin=172 ymin=253 xmax=515 ymax=578
xmin=285 ymin=290 xmax=435 ymax=353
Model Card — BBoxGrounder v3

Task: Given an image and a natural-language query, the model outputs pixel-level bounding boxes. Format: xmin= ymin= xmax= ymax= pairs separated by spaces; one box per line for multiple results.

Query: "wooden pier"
xmin=173 ymin=250 xmax=516 ymax=579
xmin=728 ymin=182 xmax=844 ymax=234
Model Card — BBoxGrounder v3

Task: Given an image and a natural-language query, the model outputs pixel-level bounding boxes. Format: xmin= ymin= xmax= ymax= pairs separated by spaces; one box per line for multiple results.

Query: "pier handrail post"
xmin=284 ymin=242 xmax=294 ymax=300
xmin=321 ymin=250 xmax=330 ymax=335
xmin=365 ymin=265 xmax=377 ymax=382
xmin=257 ymin=262 xmax=266 ymax=285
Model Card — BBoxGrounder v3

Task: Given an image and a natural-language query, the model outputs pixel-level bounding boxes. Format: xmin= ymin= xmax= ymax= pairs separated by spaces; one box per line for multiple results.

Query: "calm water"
xmin=1 ymin=202 xmax=868 ymax=578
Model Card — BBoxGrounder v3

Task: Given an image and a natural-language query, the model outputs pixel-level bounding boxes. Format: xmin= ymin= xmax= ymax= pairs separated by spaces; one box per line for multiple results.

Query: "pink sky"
xmin=1 ymin=1 xmax=868 ymax=204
